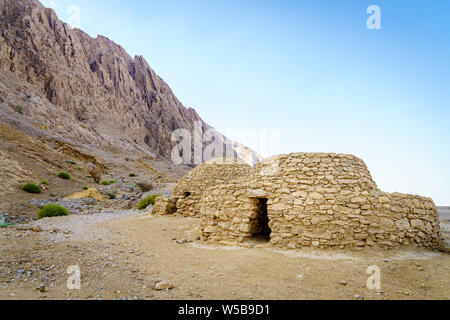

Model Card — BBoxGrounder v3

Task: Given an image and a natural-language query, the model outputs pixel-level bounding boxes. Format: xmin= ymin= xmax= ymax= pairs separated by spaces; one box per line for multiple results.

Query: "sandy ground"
xmin=1 ymin=211 xmax=449 ymax=300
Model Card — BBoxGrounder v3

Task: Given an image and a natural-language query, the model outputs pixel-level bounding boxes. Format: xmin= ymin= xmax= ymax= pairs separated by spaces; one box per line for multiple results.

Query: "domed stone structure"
xmin=152 ymin=158 xmax=254 ymax=217
xmin=197 ymin=153 xmax=442 ymax=250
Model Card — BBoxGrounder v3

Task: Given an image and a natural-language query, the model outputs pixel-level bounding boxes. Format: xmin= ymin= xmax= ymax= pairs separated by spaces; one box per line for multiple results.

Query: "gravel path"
xmin=1 ymin=211 xmax=449 ymax=300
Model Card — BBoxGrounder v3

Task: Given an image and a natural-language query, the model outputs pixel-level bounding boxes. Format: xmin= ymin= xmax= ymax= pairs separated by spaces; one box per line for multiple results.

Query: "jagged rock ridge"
xmin=0 ymin=0 xmax=260 ymax=164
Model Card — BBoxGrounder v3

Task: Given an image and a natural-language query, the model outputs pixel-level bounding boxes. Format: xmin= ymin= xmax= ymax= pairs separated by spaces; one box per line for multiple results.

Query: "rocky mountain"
xmin=0 ymin=0 xmax=260 ymax=165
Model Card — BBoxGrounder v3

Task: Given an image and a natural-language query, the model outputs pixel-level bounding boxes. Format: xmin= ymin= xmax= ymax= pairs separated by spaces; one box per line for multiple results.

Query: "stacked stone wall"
xmin=152 ymin=160 xmax=253 ymax=216
xmin=198 ymin=153 xmax=442 ymax=249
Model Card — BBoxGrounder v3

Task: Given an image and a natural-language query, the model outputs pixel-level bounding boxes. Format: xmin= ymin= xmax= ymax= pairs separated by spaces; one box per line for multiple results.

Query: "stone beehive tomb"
xmin=152 ymin=158 xmax=254 ymax=217
xmin=196 ymin=153 xmax=442 ymax=250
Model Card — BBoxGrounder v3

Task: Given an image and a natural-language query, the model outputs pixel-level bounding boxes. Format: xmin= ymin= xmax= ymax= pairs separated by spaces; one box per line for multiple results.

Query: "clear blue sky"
xmin=42 ymin=0 xmax=450 ymax=205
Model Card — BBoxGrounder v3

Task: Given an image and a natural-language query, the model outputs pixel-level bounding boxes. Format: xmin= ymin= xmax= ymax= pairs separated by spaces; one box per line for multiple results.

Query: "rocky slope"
xmin=0 ymin=0 xmax=259 ymax=164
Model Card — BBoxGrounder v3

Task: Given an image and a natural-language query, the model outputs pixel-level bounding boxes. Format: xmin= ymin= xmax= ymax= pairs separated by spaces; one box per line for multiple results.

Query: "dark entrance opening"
xmin=253 ymin=198 xmax=271 ymax=241
xmin=184 ymin=192 xmax=191 ymax=198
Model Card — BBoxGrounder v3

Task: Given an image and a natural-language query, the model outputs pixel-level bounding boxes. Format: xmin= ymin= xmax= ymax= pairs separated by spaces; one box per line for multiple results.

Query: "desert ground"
xmin=0 ymin=122 xmax=449 ymax=300
xmin=1 ymin=207 xmax=449 ymax=300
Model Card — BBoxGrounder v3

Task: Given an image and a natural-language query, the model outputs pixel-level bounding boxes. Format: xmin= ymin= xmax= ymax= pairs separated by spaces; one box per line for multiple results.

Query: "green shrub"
xmin=21 ymin=183 xmax=41 ymax=194
xmin=76 ymin=166 xmax=83 ymax=171
xmin=40 ymin=180 xmax=49 ymax=185
xmin=58 ymin=172 xmax=71 ymax=180
xmin=137 ymin=194 xmax=160 ymax=210
xmin=0 ymin=222 xmax=13 ymax=228
xmin=101 ymin=179 xmax=116 ymax=185
xmin=129 ymin=173 xmax=136 ymax=177
xmin=37 ymin=204 xmax=69 ymax=219
xmin=82 ymin=186 xmax=89 ymax=190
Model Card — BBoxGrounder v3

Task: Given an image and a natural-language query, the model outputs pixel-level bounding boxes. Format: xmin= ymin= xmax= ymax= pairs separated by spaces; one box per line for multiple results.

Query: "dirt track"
xmin=1 ymin=212 xmax=449 ymax=300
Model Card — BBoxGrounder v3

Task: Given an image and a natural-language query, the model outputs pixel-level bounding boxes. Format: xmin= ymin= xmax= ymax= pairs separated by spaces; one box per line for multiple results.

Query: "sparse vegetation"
xmin=21 ymin=183 xmax=41 ymax=194
xmin=76 ymin=166 xmax=83 ymax=171
xmin=37 ymin=204 xmax=69 ymax=219
xmin=129 ymin=173 xmax=136 ymax=177
xmin=137 ymin=194 xmax=160 ymax=210
xmin=82 ymin=186 xmax=89 ymax=190
xmin=101 ymin=179 xmax=116 ymax=185
xmin=0 ymin=222 xmax=13 ymax=227
xmin=58 ymin=171 xmax=71 ymax=180
xmin=40 ymin=180 xmax=49 ymax=185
